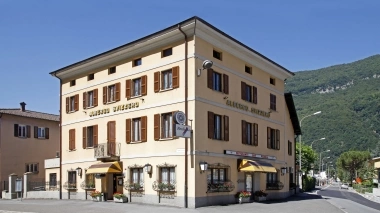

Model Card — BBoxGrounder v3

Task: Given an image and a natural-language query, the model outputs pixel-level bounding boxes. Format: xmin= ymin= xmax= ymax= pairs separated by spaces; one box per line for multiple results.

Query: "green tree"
xmin=336 ymin=151 xmax=371 ymax=183
xmin=296 ymin=143 xmax=318 ymax=173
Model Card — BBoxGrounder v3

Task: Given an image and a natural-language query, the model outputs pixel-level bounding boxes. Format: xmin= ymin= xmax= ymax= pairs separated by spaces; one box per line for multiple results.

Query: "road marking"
xmin=0 ymin=211 xmax=37 ymax=213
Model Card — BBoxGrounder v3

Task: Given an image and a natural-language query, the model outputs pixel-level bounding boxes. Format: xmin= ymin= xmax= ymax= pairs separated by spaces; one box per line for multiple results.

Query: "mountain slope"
xmin=285 ymin=55 xmax=380 ymax=166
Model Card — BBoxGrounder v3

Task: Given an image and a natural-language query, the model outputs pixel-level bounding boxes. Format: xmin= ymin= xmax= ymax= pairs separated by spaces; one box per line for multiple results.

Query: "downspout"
xmin=53 ymin=73 xmax=63 ymax=200
xmin=178 ymin=24 xmax=188 ymax=208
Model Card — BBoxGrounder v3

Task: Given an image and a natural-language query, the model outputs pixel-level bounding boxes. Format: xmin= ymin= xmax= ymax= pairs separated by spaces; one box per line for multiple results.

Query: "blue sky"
xmin=1 ymin=0 xmax=379 ymax=114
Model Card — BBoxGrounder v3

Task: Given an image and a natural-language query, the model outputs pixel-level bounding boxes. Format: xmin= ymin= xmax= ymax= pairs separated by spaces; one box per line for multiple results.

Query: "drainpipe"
xmin=178 ymin=24 xmax=188 ymax=208
xmin=53 ymin=73 xmax=63 ymax=200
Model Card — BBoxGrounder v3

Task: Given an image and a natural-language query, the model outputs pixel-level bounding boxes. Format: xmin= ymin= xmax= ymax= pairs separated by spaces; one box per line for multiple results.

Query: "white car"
xmin=340 ymin=183 xmax=349 ymax=189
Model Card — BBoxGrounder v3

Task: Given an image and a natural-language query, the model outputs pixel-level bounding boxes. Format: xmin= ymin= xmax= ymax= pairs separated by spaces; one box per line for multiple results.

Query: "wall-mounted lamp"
xmin=76 ymin=167 xmax=82 ymax=177
xmin=197 ymin=60 xmax=213 ymax=77
xmin=281 ymin=167 xmax=287 ymax=176
xmin=144 ymin=163 xmax=152 ymax=174
xmin=199 ymin=161 xmax=208 ymax=173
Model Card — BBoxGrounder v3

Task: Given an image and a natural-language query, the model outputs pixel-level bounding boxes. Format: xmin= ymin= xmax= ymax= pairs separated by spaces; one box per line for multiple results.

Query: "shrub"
xmin=113 ymin=192 xmax=126 ymax=199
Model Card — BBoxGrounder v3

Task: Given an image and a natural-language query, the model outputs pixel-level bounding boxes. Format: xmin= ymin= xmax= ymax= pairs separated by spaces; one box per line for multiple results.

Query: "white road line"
xmin=0 ymin=211 xmax=37 ymax=213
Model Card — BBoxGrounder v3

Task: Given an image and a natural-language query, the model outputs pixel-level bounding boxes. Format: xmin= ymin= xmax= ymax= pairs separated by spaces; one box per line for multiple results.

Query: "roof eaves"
xmin=284 ymin=92 xmax=301 ymax=135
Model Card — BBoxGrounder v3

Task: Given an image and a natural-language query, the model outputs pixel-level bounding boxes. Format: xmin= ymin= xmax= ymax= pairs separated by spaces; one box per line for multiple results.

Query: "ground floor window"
xmin=85 ymin=174 xmax=95 ymax=189
xmin=68 ymin=171 xmax=77 ymax=189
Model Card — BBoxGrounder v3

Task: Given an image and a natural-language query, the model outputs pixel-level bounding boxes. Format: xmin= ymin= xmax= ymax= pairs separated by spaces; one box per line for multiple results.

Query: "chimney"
xmin=20 ymin=102 xmax=26 ymax=112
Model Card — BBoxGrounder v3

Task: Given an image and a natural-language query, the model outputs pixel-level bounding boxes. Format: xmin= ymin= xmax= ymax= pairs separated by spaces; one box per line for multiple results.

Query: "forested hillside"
xmin=285 ymin=55 xmax=380 ymax=166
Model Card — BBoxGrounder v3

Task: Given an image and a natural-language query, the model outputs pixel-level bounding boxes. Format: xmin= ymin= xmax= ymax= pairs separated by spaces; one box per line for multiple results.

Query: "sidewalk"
xmin=348 ymin=187 xmax=380 ymax=204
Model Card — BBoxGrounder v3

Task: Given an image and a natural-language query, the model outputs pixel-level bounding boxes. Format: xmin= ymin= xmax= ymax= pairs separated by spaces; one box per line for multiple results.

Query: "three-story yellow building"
xmin=50 ymin=16 xmax=301 ymax=208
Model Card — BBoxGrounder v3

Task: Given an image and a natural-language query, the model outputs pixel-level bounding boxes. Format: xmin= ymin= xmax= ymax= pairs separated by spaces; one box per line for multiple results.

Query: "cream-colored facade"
xmin=51 ymin=17 xmax=301 ymax=208
xmin=0 ymin=103 xmax=60 ymax=194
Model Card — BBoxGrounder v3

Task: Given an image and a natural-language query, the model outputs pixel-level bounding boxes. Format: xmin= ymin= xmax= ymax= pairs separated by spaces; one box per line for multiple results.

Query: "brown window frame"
xmin=34 ymin=126 xmax=49 ymax=139
xmin=103 ymin=83 xmax=120 ymax=104
xmin=83 ymin=89 xmax=98 ymax=109
xmin=154 ymin=66 xmax=179 ymax=93
xmin=159 ymin=167 xmax=175 ymax=184
xmin=130 ymin=168 xmax=144 ymax=184
xmin=108 ymin=66 xmax=116 ymax=75
xmin=83 ymin=125 xmax=98 ymax=149
xmin=207 ymin=168 xmax=227 ymax=184
xmin=70 ymin=80 xmax=76 ymax=87
xmin=207 ymin=111 xmax=229 ymax=141
xmin=25 ymin=163 xmax=39 ymax=173
xmin=207 ymin=69 xmax=229 ymax=94
xmin=242 ymin=121 xmax=258 ymax=146
xmin=69 ymin=129 xmax=76 ymax=151
xmin=288 ymin=141 xmax=292 ymax=155
xmin=241 ymin=82 xmax=257 ymax=104
xmin=270 ymin=94 xmax=276 ymax=111
xmin=213 ymin=49 xmax=222 ymax=61
xmin=66 ymin=94 xmax=79 ymax=113
xmin=162 ymin=47 xmax=173 ymax=58
xmin=245 ymin=65 xmax=252 ymax=74
xmin=133 ymin=58 xmax=142 ymax=67
xmin=270 ymin=77 xmax=276 ymax=85
xmin=88 ymin=73 xmax=94 ymax=81
xmin=267 ymin=127 xmax=280 ymax=150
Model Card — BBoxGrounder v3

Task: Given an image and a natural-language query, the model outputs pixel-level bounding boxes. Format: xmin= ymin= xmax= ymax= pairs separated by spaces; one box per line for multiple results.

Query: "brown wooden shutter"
xmin=26 ymin=125 xmax=31 ymax=138
xmin=14 ymin=124 xmax=19 ymax=137
xmin=82 ymin=127 xmax=87 ymax=149
xmin=115 ymin=82 xmax=121 ymax=101
xmin=223 ymin=74 xmax=229 ymax=94
xmin=74 ymin=94 xmax=79 ymax=111
xmin=154 ymin=114 xmax=160 ymax=140
xmin=69 ymin=129 xmax=76 ymax=150
xmin=253 ymin=123 xmax=258 ymax=146
xmin=172 ymin=66 xmax=179 ymax=89
xmin=273 ymin=95 xmax=276 ymax=111
xmin=126 ymin=119 xmax=131 ymax=143
xmin=93 ymin=125 xmax=98 ymax=147
xmin=107 ymin=121 xmax=116 ymax=143
xmin=68 ymin=130 xmax=72 ymax=150
xmin=34 ymin=126 xmax=38 ymax=138
xmin=125 ymin=79 xmax=131 ymax=100
xmin=141 ymin=116 xmax=147 ymax=142
xmin=253 ymin=86 xmax=257 ymax=104
xmin=65 ymin=97 xmax=69 ymax=113
xmin=208 ymin=111 xmax=214 ymax=139
xmin=242 ymin=120 xmax=247 ymax=144
xmin=207 ymin=69 xmax=213 ymax=89
xmin=224 ymin=115 xmax=229 ymax=141
xmin=103 ymin=86 xmax=107 ymax=104
xmin=276 ymin=129 xmax=280 ymax=150
xmin=241 ymin=82 xmax=246 ymax=100
xmin=93 ymin=89 xmax=98 ymax=107
xmin=154 ymin=72 xmax=160 ymax=93
xmin=83 ymin=92 xmax=87 ymax=109
xmin=45 ymin=127 xmax=49 ymax=139
xmin=267 ymin=127 xmax=271 ymax=148
xmin=141 ymin=75 xmax=147 ymax=96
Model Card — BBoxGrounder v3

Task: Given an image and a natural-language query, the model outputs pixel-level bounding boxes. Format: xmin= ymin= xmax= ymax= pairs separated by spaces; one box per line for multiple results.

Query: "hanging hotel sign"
xmin=89 ymin=102 xmax=139 ymax=117
xmin=224 ymin=150 xmax=277 ymax=160
xmin=225 ymin=100 xmax=270 ymax=118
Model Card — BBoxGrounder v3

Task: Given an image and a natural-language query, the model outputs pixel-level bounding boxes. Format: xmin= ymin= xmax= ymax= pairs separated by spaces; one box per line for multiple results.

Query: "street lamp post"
xmin=321 ymin=156 xmax=330 ymax=172
xmin=311 ymin=137 xmax=326 ymax=149
xmin=319 ymin=150 xmax=330 ymax=173
xmin=299 ymin=111 xmax=321 ymax=189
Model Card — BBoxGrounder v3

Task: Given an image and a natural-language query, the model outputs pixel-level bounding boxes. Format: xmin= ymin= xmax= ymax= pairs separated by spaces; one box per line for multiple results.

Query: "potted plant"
xmin=235 ymin=191 xmax=251 ymax=204
xmin=113 ymin=192 xmax=128 ymax=203
xmin=158 ymin=183 xmax=167 ymax=191
xmin=254 ymin=190 xmax=268 ymax=202
xmin=90 ymin=191 xmax=102 ymax=202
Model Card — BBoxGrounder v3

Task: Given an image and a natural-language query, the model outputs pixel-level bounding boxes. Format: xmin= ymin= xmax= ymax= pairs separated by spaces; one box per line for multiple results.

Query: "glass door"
xmin=245 ymin=173 xmax=253 ymax=199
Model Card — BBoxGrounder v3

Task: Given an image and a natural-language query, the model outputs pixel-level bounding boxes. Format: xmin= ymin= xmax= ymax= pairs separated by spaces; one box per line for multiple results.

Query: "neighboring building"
xmin=0 ymin=102 xmax=60 ymax=193
xmin=50 ymin=16 xmax=301 ymax=208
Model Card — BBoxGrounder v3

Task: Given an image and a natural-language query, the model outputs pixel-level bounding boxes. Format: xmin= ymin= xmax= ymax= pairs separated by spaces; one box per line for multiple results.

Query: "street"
xmin=317 ymin=183 xmax=380 ymax=213
xmin=0 ymin=193 xmax=343 ymax=213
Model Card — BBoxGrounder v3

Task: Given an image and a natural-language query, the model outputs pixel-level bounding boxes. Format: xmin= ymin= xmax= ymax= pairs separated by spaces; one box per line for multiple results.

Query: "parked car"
xmin=341 ymin=183 xmax=349 ymax=189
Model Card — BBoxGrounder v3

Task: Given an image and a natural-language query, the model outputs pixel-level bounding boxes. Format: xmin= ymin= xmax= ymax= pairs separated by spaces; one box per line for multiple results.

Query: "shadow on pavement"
xmin=260 ymin=193 xmax=323 ymax=204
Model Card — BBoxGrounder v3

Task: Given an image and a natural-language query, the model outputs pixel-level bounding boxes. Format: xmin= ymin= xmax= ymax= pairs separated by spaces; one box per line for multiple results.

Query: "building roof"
xmin=284 ymin=93 xmax=302 ymax=135
xmin=50 ymin=16 xmax=294 ymax=77
xmin=0 ymin=108 xmax=59 ymax=122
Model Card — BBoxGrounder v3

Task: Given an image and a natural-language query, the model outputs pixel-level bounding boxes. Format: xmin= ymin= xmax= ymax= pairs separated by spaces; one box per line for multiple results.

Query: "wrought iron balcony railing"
xmin=63 ymin=181 xmax=76 ymax=190
xmin=94 ymin=142 xmax=120 ymax=158
xmin=207 ymin=180 xmax=235 ymax=193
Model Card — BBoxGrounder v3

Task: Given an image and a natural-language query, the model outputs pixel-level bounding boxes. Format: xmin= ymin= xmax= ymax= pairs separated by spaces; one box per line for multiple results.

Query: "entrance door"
xmin=113 ymin=174 xmax=118 ymax=194
xmin=245 ymin=173 xmax=253 ymax=199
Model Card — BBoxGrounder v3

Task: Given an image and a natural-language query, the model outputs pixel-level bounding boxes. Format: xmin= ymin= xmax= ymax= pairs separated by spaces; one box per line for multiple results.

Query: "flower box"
xmin=237 ymin=197 xmax=250 ymax=204
xmin=114 ymin=197 xmax=128 ymax=203
xmin=93 ymin=196 xmax=103 ymax=202
xmin=254 ymin=196 xmax=267 ymax=202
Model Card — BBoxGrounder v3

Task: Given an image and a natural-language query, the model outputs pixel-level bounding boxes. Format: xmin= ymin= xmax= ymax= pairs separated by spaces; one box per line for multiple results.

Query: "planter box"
xmin=237 ymin=197 xmax=250 ymax=204
xmin=92 ymin=196 xmax=103 ymax=202
xmin=114 ymin=197 xmax=128 ymax=203
xmin=254 ymin=196 xmax=267 ymax=202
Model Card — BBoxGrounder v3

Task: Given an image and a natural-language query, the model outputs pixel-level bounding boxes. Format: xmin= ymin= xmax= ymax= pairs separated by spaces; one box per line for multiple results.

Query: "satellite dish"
xmin=202 ymin=60 xmax=213 ymax=69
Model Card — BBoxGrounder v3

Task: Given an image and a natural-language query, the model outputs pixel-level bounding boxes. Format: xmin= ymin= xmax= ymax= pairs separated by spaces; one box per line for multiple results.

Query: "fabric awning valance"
xmin=238 ymin=159 xmax=277 ymax=173
xmin=86 ymin=161 xmax=122 ymax=174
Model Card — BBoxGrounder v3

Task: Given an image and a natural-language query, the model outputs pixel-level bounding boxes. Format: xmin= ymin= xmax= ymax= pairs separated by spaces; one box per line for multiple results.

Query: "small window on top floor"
xmin=108 ymin=67 xmax=116 ymax=75
xmin=70 ymin=80 xmax=76 ymax=87
xmin=162 ymin=48 xmax=172 ymax=57
xmin=270 ymin=77 xmax=275 ymax=85
xmin=88 ymin=73 xmax=94 ymax=81
xmin=133 ymin=58 xmax=142 ymax=67
xmin=245 ymin=66 xmax=252 ymax=74
xmin=213 ymin=50 xmax=222 ymax=61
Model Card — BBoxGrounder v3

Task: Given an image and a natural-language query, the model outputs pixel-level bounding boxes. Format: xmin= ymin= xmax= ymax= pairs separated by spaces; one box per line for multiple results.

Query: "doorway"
xmin=245 ymin=173 xmax=254 ymax=199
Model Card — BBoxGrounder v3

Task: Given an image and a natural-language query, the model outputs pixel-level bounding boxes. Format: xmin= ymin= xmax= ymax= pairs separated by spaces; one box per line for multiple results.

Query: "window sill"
xmin=85 ymin=106 xmax=96 ymax=109
xmin=67 ymin=110 xmax=76 ymax=114
xmin=159 ymin=137 xmax=175 ymax=141
xmin=17 ymin=136 xmax=27 ymax=139
xmin=69 ymin=149 xmax=76 ymax=152
xmin=106 ymin=100 xmax=117 ymax=105
xmin=130 ymin=95 xmax=142 ymax=99
xmin=85 ymin=147 xmax=94 ymax=149
xmin=37 ymin=137 xmax=46 ymax=139
xmin=159 ymin=88 xmax=174 ymax=92
xmin=243 ymin=143 xmax=257 ymax=146
xmin=130 ymin=141 xmax=144 ymax=144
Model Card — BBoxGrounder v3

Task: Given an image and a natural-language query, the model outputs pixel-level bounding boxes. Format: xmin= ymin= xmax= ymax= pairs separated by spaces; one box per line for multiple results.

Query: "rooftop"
xmin=0 ymin=102 xmax=59 ymax=122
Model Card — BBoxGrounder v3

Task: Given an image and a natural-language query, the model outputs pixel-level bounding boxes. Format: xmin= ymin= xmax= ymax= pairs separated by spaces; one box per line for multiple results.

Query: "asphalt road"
xmin=0 ymin=193 xmax=343 ymax=213
xmin=318 ymin=183 xmax=380 ymax=213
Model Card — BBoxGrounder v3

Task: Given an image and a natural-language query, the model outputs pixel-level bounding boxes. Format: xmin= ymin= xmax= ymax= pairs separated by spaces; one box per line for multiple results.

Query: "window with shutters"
xmin=133 ymin=78 xmax=141 ymax=97
xmin=69 ymin=96 xmax=75 ymax=112
xmin=242 ymin=121 xmax=258 ymax=146
xmin=18 ymin=125 xmax=27 ymax=137
xmin=288 ymin=141 xmax=292 ymax=155
xmin=108 ymin=66 xmax=116 ymax=74
xmin=161 ymin=113 xmax=173 ymax=139
xmin=207 ymin=69 xmax=228 ymax=94
xmin=160 ymin=167 xmax=175 ymax=184
xmin=86 ymin=91 xmax=94 ymax=108
xmin=86 ymin=126 xmax=94 ymax=147
xmin=267 ymin=127 xmax=280 ymax=150
xmin=214 ymin=114 xmax=222 ymax=140
xmin=241 ymin=82 xmax=257 ymax=104
xmin=108 ymin=85 xmax=116 ymax=102
xmin=66 ymin=94 xmax=79 ymax=113
xmin=103 ymin=83 xmax=120 ymax=104
xmin=25 ymin=163 xmax=39 ymax=173
xmin=132 ymin=118 xmax=141 ymax=142
xmin=213 ymin=50 xmax=222 ymax=61
xmin=162 ymin=70 xmax=172 ymax=90
xmin=162 ymin=47 xmax=172 ymax=57
xmin=270 ymin=94 xmax=276 ymax=111
xmin=133 ymin=58 xmax=142 ymax=67
xmin=38 ymin=127 xmax=45 ymax=138
xmin=208 ymin=111 xmax=229 ymax=141
xmin=154 ymin=67 xmax=179 ymax=92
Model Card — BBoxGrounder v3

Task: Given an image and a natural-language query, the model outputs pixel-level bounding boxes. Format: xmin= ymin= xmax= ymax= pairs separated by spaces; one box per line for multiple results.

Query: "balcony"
xmin=94 ymin=142 xmax=120 ymax=159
